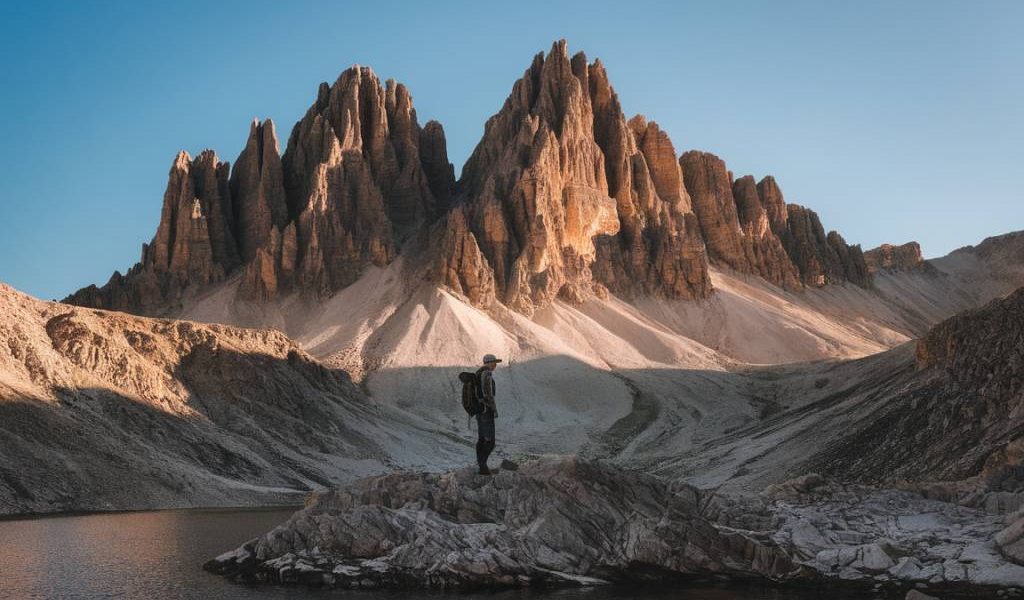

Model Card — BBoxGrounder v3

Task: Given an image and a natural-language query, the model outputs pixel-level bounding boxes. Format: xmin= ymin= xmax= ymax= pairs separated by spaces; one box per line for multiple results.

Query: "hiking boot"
xmin=478 ymin=466 xmax=491 ymax=475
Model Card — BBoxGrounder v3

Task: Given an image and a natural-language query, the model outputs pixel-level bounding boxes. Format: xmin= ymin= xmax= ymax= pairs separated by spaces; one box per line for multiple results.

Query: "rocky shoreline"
xmin=205 ymin=456 xmax=808 ymax=588
xmin=204 ymin=457 xmax=1024 ymax=596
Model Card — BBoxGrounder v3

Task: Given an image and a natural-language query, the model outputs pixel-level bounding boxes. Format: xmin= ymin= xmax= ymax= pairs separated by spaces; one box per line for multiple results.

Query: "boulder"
xmin=997 ymin=515 xmax=1024 ymax=565
xmin=205 ymin=456 xmax=807 ymax=589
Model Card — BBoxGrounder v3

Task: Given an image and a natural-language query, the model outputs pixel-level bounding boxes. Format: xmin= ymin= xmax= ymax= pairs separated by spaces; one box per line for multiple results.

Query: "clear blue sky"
xmin=1 ymin=1 xmax=1021 ymax=300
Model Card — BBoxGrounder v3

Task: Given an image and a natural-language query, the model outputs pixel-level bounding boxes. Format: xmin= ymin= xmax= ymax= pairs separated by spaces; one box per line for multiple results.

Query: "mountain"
xmin=66 ymin=41 xmax=876 ymax=318
xmin=65 ymin=42 xmax=1022 ymax=355
xmin=7 ymin=38 xmax=1024 ymax=593
xmin=30 ymin=39 xmax=1024 ymax=490
xmin=66 ymin=67 xmax=455 ymax=313
xmin=56 ymin=41 xmax=1024 ymax=474
xmin=0 ymin=283 xmax=462 ymax=515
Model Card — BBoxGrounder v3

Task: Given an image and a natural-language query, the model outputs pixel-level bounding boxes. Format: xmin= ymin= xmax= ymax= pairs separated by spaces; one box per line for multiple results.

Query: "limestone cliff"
xmin=446 ymin=41 xmax=711 ymax=314
xmin=781 ymin=204 xmax=871 ymax=288
xmin=65 ymin=150 xmax=240 ymax=313
xmin=68 ymin=42 xmax=878 ymax=317
xmin=864 ymin=241 xmax=927 ymax=274
xmin=67 ymin=66 xmax=455 ymax=311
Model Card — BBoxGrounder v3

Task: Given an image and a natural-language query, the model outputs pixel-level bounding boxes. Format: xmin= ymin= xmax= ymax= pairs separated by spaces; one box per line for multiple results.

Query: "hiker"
xmin=475 ymin=353 xmax=501 ymax=475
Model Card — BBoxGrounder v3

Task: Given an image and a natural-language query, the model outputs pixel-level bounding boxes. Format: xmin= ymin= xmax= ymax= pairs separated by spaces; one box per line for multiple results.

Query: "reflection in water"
xmin=0 ymin=508 xmax=872 ymax=600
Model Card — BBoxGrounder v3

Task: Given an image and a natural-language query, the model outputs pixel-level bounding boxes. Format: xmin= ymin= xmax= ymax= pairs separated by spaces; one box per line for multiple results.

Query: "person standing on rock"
xmin=476 ymin=354 xmax=501 ymax=475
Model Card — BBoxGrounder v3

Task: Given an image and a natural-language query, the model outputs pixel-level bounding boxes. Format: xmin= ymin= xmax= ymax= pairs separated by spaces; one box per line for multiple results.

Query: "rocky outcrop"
xmin=677 ymin=152 xmax=869 ymax=291
xmin=916 ymin=286 xmax=1024 ymax=377
xmin=69 ymin=41 xmax=878 ymax=317
xmin=65 ymin=150 xmax=240 ymax=313
xmin=205 ymin=456 xmax=806 ymax=588
xmin=731 ymin=174 xmax=802 ymax=290
xmin=437 ymin=207 xmax=497 ymax=306
xmin=782 ymin=204 xmax=871 ymax=287
xmin=592 ymin=116 xmax=711 ymax=301
xmin=446 ymin=41 xmax=712 ymax=314
xmin=864 ymin=242 xmax=928 ymax=274
xmin=679 ymin=151 xmax=791 ymax=287
xmin=67 ymin=66 xmax=455 ymax=310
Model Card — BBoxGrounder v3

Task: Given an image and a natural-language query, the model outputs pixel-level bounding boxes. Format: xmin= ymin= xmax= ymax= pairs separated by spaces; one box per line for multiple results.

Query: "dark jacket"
xmin=477 ymin=366 xmax=497 ymax=418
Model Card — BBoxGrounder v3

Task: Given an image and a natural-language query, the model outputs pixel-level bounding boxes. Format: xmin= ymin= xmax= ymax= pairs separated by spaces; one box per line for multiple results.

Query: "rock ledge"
xmin=205 ymin=456 xmax=805 ymax=589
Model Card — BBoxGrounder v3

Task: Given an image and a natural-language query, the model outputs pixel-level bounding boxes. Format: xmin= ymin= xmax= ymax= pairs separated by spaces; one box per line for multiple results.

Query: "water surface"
xmin=0 ymin=507 xmax=890 ymax=599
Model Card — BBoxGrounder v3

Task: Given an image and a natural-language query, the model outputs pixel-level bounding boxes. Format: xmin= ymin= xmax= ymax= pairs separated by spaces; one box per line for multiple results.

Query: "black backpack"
xmin=459 ymin=370 xmax=483 ymax=416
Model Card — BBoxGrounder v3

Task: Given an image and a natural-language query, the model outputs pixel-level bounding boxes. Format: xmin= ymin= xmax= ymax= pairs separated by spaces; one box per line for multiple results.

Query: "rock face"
xmin=678 ymin=152 xmax=800 ymax=290
xmin=0 ymin=283 xmax=461 ymax=515
xmin=205 ymin=456 xmax=806 ymax=588
xmin=779 ymin=205 xmax=871 ymax=288
xmin=66 ymin=66 xmax=456 ymax=312
xmin=804 ymin=288 xmax=1024 ymax=484
xmin=675 ymin=151 xmax=870 ymax=291
xmin=232 ymin=119 xmax=288 ymax=263
xmin=864 ymin=242 xmax=928 ymax=274
xmin=591 ymin=116 xmax=711 ymax=302
xmin=66 ymin=150 xmax=241 ymax=313
xmin=280 ymin=67 xmax=454 ymax=297
xmin=755 ymin=175 xmax=870 ymax=287
xmin=69 ymin=41 xmax=875 ymax=317
xmin=447 ymin=42 xmax=713 ymax=313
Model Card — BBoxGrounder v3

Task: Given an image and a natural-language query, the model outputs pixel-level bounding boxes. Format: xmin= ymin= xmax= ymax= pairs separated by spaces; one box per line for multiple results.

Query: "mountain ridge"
xmin=67 ymin=40 xmax=878 ymax=319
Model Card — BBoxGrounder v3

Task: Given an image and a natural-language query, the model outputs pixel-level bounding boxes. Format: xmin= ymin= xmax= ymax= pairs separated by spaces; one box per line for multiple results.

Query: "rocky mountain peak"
xmin=783 ymin=204 xmax=871 ymax=287
xmin=67 ymin=64 xmax=455 ymax=312
xmin=679 ymin=151 xmax=802 ymax=290
xmin=232 ymin=118 xmax=286 ymax=262
xmin=448 ymin=41 xmax=712 ymax=313
xmin=864 ymin=241 xmax=927 ymax=274
xmin=68 ymin=41 xmax=874 ymax=317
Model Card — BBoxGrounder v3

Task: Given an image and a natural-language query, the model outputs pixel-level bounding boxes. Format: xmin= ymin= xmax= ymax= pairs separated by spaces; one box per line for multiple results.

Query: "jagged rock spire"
xmin=232 ymin=119 xmax=287 ymax=262
xmin=67 ymin=65 xmax=455 ymax=310
xmin=67 ymin=41 xmax=873 ymax=316
xmin=66 ymin=150 xmax=239 ymax=312
xmin=448 ymin=40 xmax=711 ymax=313
xmin=275 ymin=66 xmax=456 ymax=296
xmin=784 ymin=204 xmax=870 ymax=287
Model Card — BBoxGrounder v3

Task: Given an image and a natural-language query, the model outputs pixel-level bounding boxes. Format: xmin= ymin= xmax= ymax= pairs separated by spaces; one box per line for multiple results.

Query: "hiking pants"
xmin=476 ymin=415 xmax=495 ymax=467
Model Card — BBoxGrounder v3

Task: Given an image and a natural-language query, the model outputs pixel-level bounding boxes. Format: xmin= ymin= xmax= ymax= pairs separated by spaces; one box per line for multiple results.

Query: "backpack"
xmin=459 ymin=370 xmax=484 ymax=416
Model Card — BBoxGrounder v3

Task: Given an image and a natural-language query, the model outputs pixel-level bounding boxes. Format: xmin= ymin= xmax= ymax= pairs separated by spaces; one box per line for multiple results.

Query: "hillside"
xmin=0 ymin=284 xmax=463 ymax=515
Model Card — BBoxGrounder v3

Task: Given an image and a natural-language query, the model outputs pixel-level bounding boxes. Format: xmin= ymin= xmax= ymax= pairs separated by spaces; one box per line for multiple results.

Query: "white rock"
xmin=889 ymin=556 xmax=923 ymax=580
xmin=855 ymin=543 xmax=896 ymax=573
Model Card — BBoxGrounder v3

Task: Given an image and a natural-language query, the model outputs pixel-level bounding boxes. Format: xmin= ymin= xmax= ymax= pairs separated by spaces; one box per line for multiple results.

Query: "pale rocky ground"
xmin=173 ymin=232 xmax=1024 ymax=468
